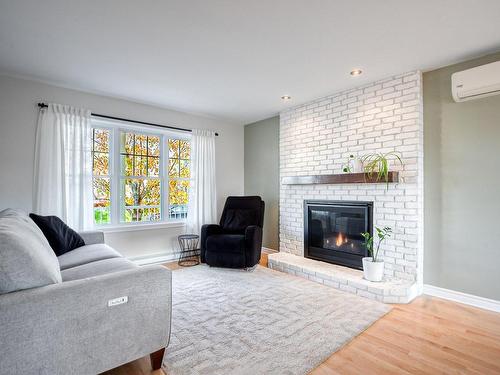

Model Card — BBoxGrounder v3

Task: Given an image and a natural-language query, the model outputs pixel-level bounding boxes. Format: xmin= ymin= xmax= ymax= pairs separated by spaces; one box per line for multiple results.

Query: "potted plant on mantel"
xmin=360 ymin=226 xmax=392 ymax=282
xmin=343 ymin=151 xmax=403 ymax=181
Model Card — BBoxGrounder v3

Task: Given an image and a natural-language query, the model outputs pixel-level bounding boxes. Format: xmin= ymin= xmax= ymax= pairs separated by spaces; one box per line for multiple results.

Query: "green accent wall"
xmin=424 ymin=52 xmax=500 ymax=300
xmin=244 ymin=116 xmax=279 ymax=250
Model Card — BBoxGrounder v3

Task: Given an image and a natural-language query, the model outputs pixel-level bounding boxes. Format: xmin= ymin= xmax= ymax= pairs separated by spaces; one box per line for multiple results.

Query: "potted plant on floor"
xmin=360 ymin=226 xmax=392 ymax=282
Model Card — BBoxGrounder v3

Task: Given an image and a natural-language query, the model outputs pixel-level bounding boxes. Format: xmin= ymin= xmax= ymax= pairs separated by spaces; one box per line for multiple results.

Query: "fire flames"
xmin=336 ymin=232 xmax=344 ymax=247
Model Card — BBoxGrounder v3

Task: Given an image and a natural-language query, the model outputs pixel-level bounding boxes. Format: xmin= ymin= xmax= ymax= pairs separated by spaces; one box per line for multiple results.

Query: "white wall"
xmin=279 ymin=71 xmax=424 ymax=287
xmin=244 ymin=116 xmax=280 ymax=250
xmin=0 ymin=75 xmax=244 ymax=258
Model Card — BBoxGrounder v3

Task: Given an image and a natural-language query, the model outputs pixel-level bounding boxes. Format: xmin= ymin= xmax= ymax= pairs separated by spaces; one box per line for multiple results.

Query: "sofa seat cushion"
xmin=61 ymin=258 xmax=138 ymax=282
xmin=0 ymin=209 xmax=62 ymax=294
xmin=57 ymin=244 xmax=122 ymax=271
xmin=206 ymin=234 xmax=245 ymax=254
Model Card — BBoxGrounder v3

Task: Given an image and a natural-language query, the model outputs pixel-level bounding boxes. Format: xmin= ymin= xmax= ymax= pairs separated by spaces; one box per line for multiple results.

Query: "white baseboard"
xmin=132 ymin=247 xmax=276 ymax=266
xmin=129 ymin=252 xmax=177 ymax=266
xmin=423 ymin=284 xmax=500 ymax=313
xmin=130 ymin=248 xmax=201 ymax=266
xmin=134 ymin=248 xmax=277 ymax=265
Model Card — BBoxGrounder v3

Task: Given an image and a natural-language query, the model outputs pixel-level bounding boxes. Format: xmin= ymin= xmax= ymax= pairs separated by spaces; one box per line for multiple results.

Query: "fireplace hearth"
xmin=304 ymin=200 xmax=373 ymax=270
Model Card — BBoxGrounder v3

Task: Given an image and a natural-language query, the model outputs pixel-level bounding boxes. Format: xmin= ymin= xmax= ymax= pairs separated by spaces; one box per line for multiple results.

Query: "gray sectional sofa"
xmin=0 ymin=209 xmax=171 ymax=375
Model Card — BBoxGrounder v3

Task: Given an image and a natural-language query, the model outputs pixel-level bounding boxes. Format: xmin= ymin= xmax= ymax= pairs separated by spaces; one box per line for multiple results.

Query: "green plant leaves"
xmin=361 ymin=226 xmax=392 ymax=262
xmin=361 ymin=231 xmax=374 ymax=257
xmin=361 ymin=151 xmax=403 ymax=187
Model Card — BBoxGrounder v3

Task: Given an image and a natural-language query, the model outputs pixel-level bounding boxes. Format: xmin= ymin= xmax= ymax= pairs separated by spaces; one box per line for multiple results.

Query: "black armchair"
xmin=200 ymin=196 xmax=265 ymax=268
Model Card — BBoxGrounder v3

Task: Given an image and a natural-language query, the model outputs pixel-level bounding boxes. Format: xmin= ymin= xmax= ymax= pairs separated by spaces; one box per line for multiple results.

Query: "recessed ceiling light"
xmin=350 ymin=69 xmax=363 ymax=76
xmin=281 ymin=95 xmax=292 ymax=101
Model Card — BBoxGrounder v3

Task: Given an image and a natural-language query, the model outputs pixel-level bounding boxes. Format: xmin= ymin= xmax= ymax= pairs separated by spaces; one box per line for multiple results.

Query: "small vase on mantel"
xmin=351 ymin=158 xmax=364 ymax=173
xmin=343 ymin=155 xmax=364 ymax=173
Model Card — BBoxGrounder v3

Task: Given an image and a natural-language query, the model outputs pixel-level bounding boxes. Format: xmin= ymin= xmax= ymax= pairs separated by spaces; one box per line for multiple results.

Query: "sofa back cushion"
xmin=0 ymin=209 xmax=62 ymax=294
xmin=29 ymin=213 xmax=85 ymax=256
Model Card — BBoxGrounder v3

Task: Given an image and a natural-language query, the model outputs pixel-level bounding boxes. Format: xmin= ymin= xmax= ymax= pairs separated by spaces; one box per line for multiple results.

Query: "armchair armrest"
xmin=200 ymin=224 xmax=222 ymax=263
xmin=245 ymin=225 xmax=263 ymax=267
xmin=0 ymin=265 xmax=171 ymax=375
xmin=79 ymin=230 xmax=105 ymax=245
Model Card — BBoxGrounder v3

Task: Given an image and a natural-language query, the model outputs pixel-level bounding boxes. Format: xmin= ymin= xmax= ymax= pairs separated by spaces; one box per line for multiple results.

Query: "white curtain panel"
xmin=33 ymin=103 xmax=93 ymax=230
xmin=187 ymin=129 xmax=217 ymax=234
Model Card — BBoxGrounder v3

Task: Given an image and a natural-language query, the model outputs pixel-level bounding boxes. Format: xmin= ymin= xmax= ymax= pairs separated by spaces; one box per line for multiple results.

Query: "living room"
xmin=1 ymin=1 xmax=499 ymax=374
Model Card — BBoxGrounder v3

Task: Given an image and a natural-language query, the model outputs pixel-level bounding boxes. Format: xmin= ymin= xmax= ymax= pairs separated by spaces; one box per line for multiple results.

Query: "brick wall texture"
xmin=279 ymin=71 xmax=424 ymax=283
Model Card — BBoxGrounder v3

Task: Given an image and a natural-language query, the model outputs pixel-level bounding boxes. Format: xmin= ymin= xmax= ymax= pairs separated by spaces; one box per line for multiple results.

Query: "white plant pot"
xmin=362 ymin=257 xmax=385 ymax=282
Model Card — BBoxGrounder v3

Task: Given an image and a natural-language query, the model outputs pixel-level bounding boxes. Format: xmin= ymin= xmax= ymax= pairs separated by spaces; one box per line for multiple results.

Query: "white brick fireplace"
xmin=269 ymin=71 xmax=424 ymax=303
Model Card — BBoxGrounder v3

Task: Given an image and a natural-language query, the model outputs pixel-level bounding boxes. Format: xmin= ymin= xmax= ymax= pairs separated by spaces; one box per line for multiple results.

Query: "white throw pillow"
xmin=0 ymin=209 xmax=62 ymax=294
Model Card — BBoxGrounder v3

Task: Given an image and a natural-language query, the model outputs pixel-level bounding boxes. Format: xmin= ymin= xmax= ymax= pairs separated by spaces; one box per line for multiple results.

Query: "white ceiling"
xmin=1 ymin=1 xmax=499 ymax=124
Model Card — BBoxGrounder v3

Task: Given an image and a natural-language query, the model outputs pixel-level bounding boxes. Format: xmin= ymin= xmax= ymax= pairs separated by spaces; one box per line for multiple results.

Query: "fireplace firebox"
xmin=304 ymin=200 xmax=373 ymax=270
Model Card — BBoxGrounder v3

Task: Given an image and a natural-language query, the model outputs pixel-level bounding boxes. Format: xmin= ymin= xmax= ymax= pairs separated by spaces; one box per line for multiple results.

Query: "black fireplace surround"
xmin=304 ymin=200 xmax=373 ymax=270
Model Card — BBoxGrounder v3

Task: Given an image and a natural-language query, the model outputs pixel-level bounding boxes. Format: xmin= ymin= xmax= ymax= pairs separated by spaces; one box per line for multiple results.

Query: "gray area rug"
xmin=163 ymin=265 xmax=390 ymax=375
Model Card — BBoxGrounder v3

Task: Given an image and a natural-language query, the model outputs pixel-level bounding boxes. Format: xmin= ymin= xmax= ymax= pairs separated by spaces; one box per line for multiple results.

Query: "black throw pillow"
xmin=29 ymin=213 xmax=85 ymax=256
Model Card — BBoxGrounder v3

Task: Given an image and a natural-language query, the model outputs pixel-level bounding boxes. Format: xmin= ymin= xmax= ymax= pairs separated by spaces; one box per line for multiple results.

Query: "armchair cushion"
xmin=0 ymin=209 xmax=62 ymax=294
xmin=29 ymin=213 xmax=85 ymax=256
xmin=221 ymin=209 xmax=259 ymax=232
xmin=205 ymin=235 xmax=246 ymax=268
xmin=206 ymin=234 xmax=245 ymax=254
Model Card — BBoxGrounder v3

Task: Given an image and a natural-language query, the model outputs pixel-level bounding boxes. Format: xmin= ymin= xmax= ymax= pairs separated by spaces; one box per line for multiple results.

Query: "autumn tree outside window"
xmin=168 ymin=139 xmax=190 ymax=219
xmin=92 ymin=128 xmax=111 ymax=224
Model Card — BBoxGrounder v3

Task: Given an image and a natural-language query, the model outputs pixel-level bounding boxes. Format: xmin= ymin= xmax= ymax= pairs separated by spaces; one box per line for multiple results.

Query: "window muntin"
xmin=92 ymin=128 xmax=111 ymax=224
xmin=168 ymin=139 xmax=190 ymax=219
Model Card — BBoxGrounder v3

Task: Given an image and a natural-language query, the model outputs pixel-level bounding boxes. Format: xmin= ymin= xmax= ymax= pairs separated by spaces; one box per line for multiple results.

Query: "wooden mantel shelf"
xmin=281 ymin=172 xmax=399 ymax=185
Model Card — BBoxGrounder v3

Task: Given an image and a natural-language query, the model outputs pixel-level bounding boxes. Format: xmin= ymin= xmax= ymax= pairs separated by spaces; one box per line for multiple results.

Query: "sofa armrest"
xmin=245 ymin=225 xmax=263 ymax=267
xmin=79 ymin=230 xmax=105 ymax=245
xmin=200 ymin=224 xmax=222 ymax=263
xmin=0 ymin=265 xmax=171 ymax=375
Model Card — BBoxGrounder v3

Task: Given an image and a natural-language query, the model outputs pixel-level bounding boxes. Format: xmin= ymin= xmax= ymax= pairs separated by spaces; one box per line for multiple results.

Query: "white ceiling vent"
xmin=452 ymin=61 xmax=500 ymax=102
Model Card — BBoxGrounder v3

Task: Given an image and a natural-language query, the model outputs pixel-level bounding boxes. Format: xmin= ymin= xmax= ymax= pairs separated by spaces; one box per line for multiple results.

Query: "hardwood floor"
xmin=106 ymin=255 xmax=500 ymax=375
xmin=312 ymin=296 xmax=500 ymax=375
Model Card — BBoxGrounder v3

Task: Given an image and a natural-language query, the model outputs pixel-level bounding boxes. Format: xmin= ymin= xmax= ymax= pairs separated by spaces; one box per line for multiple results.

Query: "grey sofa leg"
xmin=150 ymin=347 xmax=165 ymax=370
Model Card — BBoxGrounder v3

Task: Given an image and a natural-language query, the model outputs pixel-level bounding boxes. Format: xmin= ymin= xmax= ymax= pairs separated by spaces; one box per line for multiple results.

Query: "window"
xmin=92 ymin=129 xmax=111 ymax=224
xmin=168 ymin=139 xmax=190 ymax=219
xmin=91 ymin=121 xmax=191 ymax=226
xmin=120 ymin=132 xmax=161 ymax=222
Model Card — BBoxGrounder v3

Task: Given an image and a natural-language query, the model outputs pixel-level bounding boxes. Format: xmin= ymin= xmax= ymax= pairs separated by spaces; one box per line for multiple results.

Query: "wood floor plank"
xmin=103 ymin=261 xmax=500 ymax=375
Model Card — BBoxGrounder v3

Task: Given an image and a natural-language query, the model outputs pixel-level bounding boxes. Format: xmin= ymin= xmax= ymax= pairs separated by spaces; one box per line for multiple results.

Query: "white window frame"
xmin=91 ymin=118 xmax=191 ymax=229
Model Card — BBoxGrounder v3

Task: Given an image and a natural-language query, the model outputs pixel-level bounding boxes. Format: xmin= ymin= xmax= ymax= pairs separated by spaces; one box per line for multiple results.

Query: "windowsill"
xmin=96 ymin=221 xmax=186 ymax=233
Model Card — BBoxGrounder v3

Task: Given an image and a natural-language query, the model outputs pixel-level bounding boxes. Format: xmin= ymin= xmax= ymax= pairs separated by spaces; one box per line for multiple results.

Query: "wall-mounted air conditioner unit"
xmin=451 ymin=60 xmax=500 ymax=102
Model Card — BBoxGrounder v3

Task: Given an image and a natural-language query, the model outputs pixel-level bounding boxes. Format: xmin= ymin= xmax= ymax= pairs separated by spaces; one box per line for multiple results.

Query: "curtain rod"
xmin=37 ymin=103 xmax=219 ymax=136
